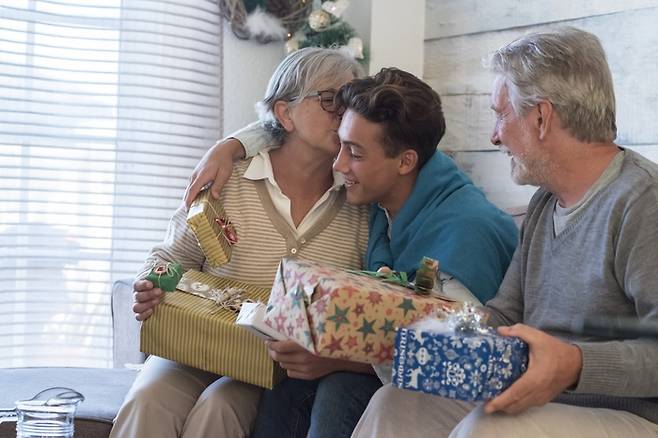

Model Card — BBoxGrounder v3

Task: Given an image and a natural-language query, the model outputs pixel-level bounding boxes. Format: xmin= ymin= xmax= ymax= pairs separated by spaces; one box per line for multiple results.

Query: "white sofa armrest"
xmin=111 ymin=278 xmax=145 ymax=368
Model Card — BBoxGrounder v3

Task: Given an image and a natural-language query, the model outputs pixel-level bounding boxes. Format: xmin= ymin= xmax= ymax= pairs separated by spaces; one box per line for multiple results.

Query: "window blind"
xmin=0 ymin=0 xmax=223 ymax=368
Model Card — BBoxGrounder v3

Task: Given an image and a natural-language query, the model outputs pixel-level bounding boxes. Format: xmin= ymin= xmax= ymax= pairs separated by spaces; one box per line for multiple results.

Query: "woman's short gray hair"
xmin=255 ymin=47 xmax=364 ymax=143
xmin=487 ymin=27 xmax=617 ymax=143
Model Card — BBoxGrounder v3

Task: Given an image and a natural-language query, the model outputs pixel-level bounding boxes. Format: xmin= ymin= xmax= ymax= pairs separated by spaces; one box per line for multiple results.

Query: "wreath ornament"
xmin=218 ymin=0 xmax=365 ymax=62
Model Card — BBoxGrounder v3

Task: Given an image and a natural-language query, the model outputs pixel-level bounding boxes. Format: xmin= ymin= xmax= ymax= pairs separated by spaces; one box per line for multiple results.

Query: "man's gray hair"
xmin=488 ymin=27 xmax=617 ymax=143
xmin=256 ymin=47 xmax=364 ymax=143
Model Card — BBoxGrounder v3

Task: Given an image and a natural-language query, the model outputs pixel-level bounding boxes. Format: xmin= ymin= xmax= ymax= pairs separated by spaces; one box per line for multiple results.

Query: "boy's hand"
xmin=267 ymin=340 xmax=341 ymax=380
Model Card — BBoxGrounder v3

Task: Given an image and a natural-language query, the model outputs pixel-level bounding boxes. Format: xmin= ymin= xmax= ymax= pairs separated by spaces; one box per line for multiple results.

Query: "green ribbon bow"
xmin=348 ymin=269 xmax=411 ymax=288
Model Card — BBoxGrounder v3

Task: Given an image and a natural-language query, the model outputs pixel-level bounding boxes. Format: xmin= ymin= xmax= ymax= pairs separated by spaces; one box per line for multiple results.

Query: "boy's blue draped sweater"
xmin=366 ymin=151 xmax=518 ymax=303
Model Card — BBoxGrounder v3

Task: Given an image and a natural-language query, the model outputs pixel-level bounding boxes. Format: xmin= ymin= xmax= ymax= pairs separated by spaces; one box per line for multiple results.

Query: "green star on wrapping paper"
xmin=398 ymin=297 xmax=416 ymax=316
xmin=292 ymin=287 xmax=305 ymax=309
xmin=316 ymin=321 xmax=326 ymax=335
xmin=357 ymin=318 xmax=376 ymax=340
xmin=327 ymin=304 xmax=350 ymax=331
xmin=304 ymin=330 xmax=313 ymax=347
xmin=379 ymin=318 xmax=395 ymax=336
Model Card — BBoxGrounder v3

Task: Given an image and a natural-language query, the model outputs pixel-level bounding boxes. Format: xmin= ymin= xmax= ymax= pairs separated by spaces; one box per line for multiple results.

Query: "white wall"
xmin=424 ymin=0 xmax=658 ymax=209
xmin=221 ymin=23 xmax=284 ymax=135
xmin=368 ymin=0 xmax=424 ymax=77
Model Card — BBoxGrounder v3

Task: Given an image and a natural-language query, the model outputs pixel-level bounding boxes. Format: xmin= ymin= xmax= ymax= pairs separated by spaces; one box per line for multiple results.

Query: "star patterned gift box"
xmin=391 ymin=325 xmax=528 ymax=401
xmin=187 ymin=189 xmax=237 ymax=267
xmin=262 ymin=258 xmax=458 ymax=364
xmin=140 ymin=269 xmax=285 ymax=389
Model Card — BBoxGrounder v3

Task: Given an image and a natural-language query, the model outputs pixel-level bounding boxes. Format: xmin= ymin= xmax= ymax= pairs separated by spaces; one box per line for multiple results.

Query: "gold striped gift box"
xmin=186 ymin=190 xmax=235 ymax=267
xmin=140 ymin=270 xmax=285 ymax=389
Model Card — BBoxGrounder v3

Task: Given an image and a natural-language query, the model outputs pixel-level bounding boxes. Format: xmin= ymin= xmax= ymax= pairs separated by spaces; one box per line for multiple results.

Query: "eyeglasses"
xmin=302 ymin=90 xmax=338 ymax=113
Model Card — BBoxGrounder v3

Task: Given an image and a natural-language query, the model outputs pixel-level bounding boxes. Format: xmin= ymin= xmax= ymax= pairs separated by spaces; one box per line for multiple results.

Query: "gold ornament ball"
xmin=308 ymin=9 xmax=331 ymax=31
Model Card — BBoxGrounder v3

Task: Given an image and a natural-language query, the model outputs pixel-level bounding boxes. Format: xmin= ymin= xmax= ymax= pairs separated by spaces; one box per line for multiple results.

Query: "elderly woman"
xmin=109 ymin=47 xmax=379 ymax=438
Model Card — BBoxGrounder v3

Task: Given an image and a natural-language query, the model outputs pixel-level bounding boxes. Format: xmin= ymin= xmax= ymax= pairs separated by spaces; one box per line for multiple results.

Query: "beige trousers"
xmin=109 ymin=356 xmax=262 ymax=438
xmin=351 ymin=384 xmax=658 ymax=438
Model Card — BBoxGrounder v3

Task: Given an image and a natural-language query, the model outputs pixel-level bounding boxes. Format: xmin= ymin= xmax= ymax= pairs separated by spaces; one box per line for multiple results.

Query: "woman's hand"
xmin=132 ymin=279 xmax=163 ymax=321
xmin=183 ymin=138 xmax=246 ymax=208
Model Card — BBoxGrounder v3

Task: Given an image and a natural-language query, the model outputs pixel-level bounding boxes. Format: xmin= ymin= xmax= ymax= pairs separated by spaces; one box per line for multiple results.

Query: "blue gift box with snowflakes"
xmin=391 ymin=326 xmax=529 ymax=401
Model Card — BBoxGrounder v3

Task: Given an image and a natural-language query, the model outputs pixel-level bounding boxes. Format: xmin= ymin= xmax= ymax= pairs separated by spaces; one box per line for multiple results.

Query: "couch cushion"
xmin=0 ymin=367 xmax=136 ymax=438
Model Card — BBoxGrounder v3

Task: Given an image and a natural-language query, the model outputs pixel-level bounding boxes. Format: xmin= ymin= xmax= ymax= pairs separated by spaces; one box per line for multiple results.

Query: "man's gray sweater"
xmin=486 ymin=149 xmax=658 ymax=423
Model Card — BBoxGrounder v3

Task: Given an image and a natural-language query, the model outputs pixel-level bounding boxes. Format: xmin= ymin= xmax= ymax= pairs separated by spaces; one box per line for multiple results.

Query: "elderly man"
xmin=351 ymin=27 xmax=658 ymax=437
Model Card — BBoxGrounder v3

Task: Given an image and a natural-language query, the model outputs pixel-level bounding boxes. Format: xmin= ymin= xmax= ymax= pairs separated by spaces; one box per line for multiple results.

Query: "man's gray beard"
xmin=511 ymin=156 xmax=548 ymax=187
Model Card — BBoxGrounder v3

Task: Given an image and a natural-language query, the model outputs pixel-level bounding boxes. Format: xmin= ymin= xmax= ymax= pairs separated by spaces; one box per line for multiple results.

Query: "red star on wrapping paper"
xmin=315 ymin=285 xmax=331 ymax=299
xmin=314 ymin=298 xmax=328 ymax=316
xmin=353 ymin=303 xmax=365 ymax=317
xmin=385 ymin=308 xmax=393 ymax=316
xmin=376 ymin=344 xmax=394 ymax=362
xmin=295 ymin=314 xmax=305 ymax=328
xmin=274 ymin=312 xmax=287 ymax=332
xmin=364 ymin=342 xmax=374 ymax=354
xmin=307 ymin=274 xmax=320 ymax=285
xmin=423 ymin=302 xmax=435 ymax=314
xmin=367 ymin=291 xmax=383 ymax=305
xmin=342 ymin=285 xmax=360 ymax=299
xmin=325 ymin=335 xmax=343 ymax=355
xmin=345 ymin=335 xmax=358 ymax=349
xmin=287 ymin=323 xmax=295 ymax=337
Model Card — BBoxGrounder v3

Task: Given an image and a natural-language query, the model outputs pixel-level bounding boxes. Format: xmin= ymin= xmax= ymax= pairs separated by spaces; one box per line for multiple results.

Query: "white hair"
xmin=255 ymin=47 xmax=364 ymax=143
xmin=487 ymin=27 xmax=617 ymax=143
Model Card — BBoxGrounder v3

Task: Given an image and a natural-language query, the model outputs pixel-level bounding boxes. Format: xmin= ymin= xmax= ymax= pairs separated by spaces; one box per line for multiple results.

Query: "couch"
xmin=0 ymin=279 xmax=142 ymax=438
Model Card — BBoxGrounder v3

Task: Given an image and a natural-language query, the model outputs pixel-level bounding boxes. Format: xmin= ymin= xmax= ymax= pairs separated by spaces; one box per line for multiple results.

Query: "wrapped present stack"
xmin=140 ymin=269 xmax=285 ymax=389
xmin=391 ymin=305 xmax=529 ymax=401
xmin=187 ymin=189 xmax=237 ymax=266
xmin=263 ymin=258 xmax=458 ymax=364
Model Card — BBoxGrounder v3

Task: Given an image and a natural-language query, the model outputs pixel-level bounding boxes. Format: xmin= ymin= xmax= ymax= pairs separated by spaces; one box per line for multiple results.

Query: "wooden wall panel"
xmin=426 ymin=9 xmax=658 ymax=147
xmin=425 ymin=0 xmax=658 ymax=40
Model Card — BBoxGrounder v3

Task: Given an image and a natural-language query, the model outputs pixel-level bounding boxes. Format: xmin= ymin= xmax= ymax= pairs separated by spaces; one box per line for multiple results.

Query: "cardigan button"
xmin=290 ymin=248 xmax=298 ymax=255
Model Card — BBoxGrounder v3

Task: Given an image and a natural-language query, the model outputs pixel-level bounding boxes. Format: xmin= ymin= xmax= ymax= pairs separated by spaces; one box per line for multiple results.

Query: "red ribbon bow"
xmin=215 ymin=216 xmax=238 ymax=246
xmin=154 ymin=265 xmax=168 ymax=275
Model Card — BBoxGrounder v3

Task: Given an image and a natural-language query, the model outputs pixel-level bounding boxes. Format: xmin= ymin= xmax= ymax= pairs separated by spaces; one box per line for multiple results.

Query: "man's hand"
xmin=484 ymin=324 xmax=582 ymax=415
xmin=183 ymin=138 xmax=246 ymax=208
xmin=132 ymin=279 xmax=163 ymax=321
xmin=267 ymin=340 xmax=346 ymax=380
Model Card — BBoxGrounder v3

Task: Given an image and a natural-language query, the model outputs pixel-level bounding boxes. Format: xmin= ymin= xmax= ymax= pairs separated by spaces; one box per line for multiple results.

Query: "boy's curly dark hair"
xmin=335 ymin=68 xmax=446 ymax=169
